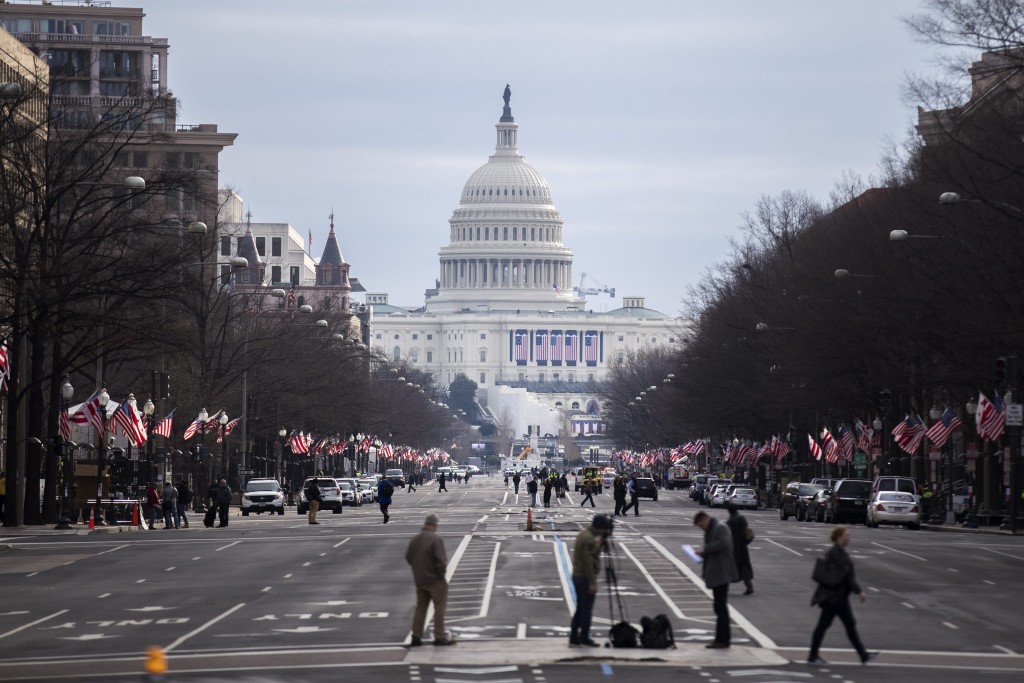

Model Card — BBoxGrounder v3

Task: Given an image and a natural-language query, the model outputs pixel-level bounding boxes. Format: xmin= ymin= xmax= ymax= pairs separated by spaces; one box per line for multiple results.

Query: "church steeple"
xmin=315 ymin=211 xmax=351 ymax=312
xmin=319 ymin=210 xmax=344 ymax=265
xmin=235 ymin=210 xmax=265 ymax=285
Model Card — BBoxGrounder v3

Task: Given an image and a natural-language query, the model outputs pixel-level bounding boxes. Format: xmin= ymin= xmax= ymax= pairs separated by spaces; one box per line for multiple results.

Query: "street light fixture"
xmin=143 ymin=398 xmax=156 ymax=484
xmin=93 ymin=388 xmax=111 ymax=527
xmin=219 ymin=412 xmax=230 ymax=481
xmin=964 ymin=398 xmax=979 ymax=528
xmin=55 ymin=378 xmax=76 ymax=529
xmin=889 ymin=229 xmax=939 ymax=241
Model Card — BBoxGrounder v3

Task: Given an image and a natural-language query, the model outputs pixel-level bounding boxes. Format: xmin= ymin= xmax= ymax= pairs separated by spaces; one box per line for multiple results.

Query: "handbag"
xmin=610 ymin=620 xmax=639 ymax=648
xmin=812 ymin=556 xmax=844 ymax=588
xmin=744 ymin=527 xmax=755 ymax=543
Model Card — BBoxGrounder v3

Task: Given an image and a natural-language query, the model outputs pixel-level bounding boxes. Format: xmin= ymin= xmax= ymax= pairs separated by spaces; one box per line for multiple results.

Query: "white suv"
xmin=241 ymin=478 xmax=285 ymax=516
xmin=297 ymin=477 xmax=344 ymax=515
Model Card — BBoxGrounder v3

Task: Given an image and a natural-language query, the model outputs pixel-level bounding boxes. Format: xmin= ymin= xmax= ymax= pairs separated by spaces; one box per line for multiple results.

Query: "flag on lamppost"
xmin=926 ymin=407 xmax=962 ymax=448
xmin=58 ymin=390 xmax=71 ymax=441
xmin=183 ymin=413 xmax=204 ymax=441
xmin=976 ymin=391 xmax=1006 ymax=442
xmin=808 ymin=433 xmax=822 ymax=461
xmin=892 ymin=415 xmax=926 ymax=454
xmin=153 ymin=409 xmax=175 ymax=438
xmin=111 ymin=400 xmax=147 ymax=447
xmin=216 ymin=417 xmax=241 ymax=443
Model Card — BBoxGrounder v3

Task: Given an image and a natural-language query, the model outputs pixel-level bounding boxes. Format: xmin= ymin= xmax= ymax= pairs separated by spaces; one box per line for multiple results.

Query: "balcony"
xmin=494 ymin=379 xmax=604 ymax=394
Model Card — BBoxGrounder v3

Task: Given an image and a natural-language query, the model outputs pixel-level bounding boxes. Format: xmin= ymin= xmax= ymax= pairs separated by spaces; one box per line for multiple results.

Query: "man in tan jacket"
xmin=405 ymin=513 xmax=455 ymax=646
xmin=570 ymin=513 xmax=613 ymax=646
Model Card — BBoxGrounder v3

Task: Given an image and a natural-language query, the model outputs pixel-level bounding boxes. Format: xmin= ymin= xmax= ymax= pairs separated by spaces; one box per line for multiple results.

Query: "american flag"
xmin=514 ymin=331 xmax=528 ymax=363
xmin=379 ymin=443 xmax=394 ymax=459
xmin=976 ymin=391 xmax=1006 ymax=441
xmin=926 ymin=407 xmax=962 ymax=448
xmin=153 ymin=409 xmax=175 ymax=438
xmin=808 ymin=433 xmax=822 ymax=461
xmin=892 ymin=415 xmax=926 ymax=454
xmin=58 ymin=390 xmax=71 ymax=441
xmin=565 ymin=331 xmax=578 ymax=365
xmin=535 ymin=330 xmax=548 ymax=363
xmin=772 ymin=435 xmax=791 ymax=462
xmin=824 ymin=437 xmax=839 ymax=464
xmin=584 ymin=332 xmax=599 ymax=364
xmin=289 ymin=431 xmax=310 ymax=454
xmin=854 ymin=419 xmax=873 ymax=452
xmin=550 ymin=331 xmax=562 ymax=363
xmin=183 ymin=413 xmax=204 ymax=441
xmin=694 ymin=440 xmax=706 ymax=455
xmin=838 ymin=424 xmax=855 ymax=461
xmin=216 ymin=417 xmax=241 ymax=443
xmin=0 ymin=340 xmax=7 ymax=392
xmin=81 ymin=390 xmax=108 ymax=436
xmin=111 ymin=400 xmax=147 ymax=447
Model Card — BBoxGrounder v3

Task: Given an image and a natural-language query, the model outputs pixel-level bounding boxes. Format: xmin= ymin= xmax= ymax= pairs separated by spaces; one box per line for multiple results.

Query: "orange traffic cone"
xmin=526 ymin=507 xmax=534 ymax=531
xmin=144 ymin=645 xmax=167 ymax=681
xmin=88 ymin=510 xmax=95 ymax=530
xmin=132 ymin=503 xmax=140 ymax=527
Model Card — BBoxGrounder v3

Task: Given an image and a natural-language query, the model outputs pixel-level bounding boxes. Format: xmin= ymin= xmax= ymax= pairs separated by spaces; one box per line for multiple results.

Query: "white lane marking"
xmin=165 ymin=567 xmax=176 ymax=572
xmin=983 ymin=579 xmax=996 ymax=585
xmin=193 ymin=557 xmax=201 ymax=561
xmin=646 ymin=536 xmax=778 ymax=649
xmin=765 ymin=538 xmax=803 ymax=557
xmin=948 ymin=567 xmax=959 ymax=573
xmin=868 ymin=586 xmax=881 ymax=592
xmin=477 ymin=514 xmax=489 ymax=523
xmin=283 ymin=574 xmax=293 ymax=579
xmin=164 ymin=603 xmax=246 ymax=652
xmin=333 ymin=539 xmax=350 ymax=548
xmin=517 ymin=622 xmax=527 ymax=639
xmin=302 ymin=562 xmax=311 ymax=567
xmin=261 ymin=587 xmax=272 ymax=593
xmin=136 ymin=579 xmax=146 ymax=584
xmin=436 ymin=667 xmax=518 ymax=674
xmin=618 ymin=542 xmax=685 ymax=620
xmin=477 ymin=542 xmax=500 ymax=619
xmin=994 ymin=645 xmax=1015 ymax=654
xmin=215 ymin=541 xmax=241 ymax=552
xmin=0 ymin=610 xmax=68 ymax=641
xmin=943 ymin=621 xmax=959 ymax=630
xmin=981 ymin=546 xmax=1024 ymax=561
xmin=319 ymin=553 xmax=327 ymax=557
xmin=901 ymin=602 xmax=916 ymax=609
xmin=26 ymin=572 xmax=38 ymax=577
xmin=554 ymin=537 xmax=575 ymax=614
xmin=871 ymin=542 xmax=927 ymax=561
xmin=94 ymin=545 xmax=128 ymax=557
xmin=98 ymin=594 xmax=111 ymax=599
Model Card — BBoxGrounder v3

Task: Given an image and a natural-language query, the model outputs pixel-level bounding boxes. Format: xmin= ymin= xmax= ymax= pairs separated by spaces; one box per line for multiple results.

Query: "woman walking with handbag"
xmin=807 ymin=526 xmax=878 ymax=666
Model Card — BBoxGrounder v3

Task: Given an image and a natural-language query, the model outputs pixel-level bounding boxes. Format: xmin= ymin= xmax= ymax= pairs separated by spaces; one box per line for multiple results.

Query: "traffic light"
xmin=996 ymin=357 xmax=1008 ymax=388
xmin=158 ymin=373 xmax=171 ymax=400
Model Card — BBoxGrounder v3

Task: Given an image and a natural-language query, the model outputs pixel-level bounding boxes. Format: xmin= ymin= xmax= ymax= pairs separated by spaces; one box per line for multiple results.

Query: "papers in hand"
xmin=682 ymin=544 xmax=703 ymax=564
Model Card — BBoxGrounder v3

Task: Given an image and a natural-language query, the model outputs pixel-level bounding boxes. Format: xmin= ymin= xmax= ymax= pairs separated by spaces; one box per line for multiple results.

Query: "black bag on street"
xmin=610 ymin=620 xmax=639 ymax=648
xmin=640 ymin=614 xmax=676 ymax=649
xmin=812 ymin=556 xmax=844 ymax=588
xmin=203 ymin=507 xmax=217 ymax=528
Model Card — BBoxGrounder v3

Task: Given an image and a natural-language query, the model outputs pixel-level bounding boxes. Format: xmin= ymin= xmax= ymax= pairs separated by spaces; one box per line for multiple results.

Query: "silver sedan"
xmin=727 ymin=487 xmax=759 ymax=509
xmin=866 ymin=491 xmax=921 ymax=530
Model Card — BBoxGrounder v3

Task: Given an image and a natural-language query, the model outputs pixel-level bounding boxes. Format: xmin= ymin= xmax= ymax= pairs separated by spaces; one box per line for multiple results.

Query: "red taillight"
xmin=833 ymin=494 xmax=840 ymax=504
xmin=911 ymin=505 xmax=920 ymax=513
xmin=876 ymin=504 xmax=886 ymax=512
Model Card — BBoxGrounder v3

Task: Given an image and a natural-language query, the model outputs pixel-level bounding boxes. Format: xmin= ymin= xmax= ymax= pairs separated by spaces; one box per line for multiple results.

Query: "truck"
xmin=666 ymin=461 xmax=692 ymax=490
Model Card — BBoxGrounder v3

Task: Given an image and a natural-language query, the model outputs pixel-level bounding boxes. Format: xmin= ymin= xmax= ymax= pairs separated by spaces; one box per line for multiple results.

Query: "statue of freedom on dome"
xmin=503 ymin=84 xmax=511 ymax=106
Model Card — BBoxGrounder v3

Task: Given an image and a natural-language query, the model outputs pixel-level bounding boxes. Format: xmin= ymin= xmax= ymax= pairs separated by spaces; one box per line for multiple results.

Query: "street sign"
xmin=1007 ymin=403 xmax=1024 ymax=427
xmin=238 ymin=468 xmax=255 ymax=475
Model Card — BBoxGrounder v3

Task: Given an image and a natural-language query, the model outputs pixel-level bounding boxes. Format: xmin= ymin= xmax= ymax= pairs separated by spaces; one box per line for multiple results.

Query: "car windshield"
xmin=386 ymin=469 xmax=403 ymax=476
xmin=799 ymin=484 xmax=824 ymax=495
xmin=878 ymin=492 xmax=915 ymax=502
xmin=309 ymin=479 xmax=336 ymax=488
xmin=734 ymin=488 xmax=755 ymax=495
xmin=246 ymin=481 xmax=279 ymax=492
xmin=337 ymin=482 xmax=352 ymax=490
xmin=839 ymin=481 xmax=872 ymax=497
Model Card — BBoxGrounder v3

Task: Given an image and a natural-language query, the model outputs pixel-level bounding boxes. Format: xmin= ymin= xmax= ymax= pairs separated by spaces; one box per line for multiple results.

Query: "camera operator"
xmin=569 ymin=514 xmax=614 ymax=647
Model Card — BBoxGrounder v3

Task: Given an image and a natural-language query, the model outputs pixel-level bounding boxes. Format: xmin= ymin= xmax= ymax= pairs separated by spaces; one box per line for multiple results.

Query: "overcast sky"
xmin=138 ymin=0 xmax=941 ymax=316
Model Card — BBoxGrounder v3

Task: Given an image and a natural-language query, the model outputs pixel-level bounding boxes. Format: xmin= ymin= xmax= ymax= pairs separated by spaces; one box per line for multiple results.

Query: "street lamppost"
xmin=197 ymin=407 xmax=209 ymax=510
xmin=94 ymin=388 xmax=110 ymax=527
xmin=218 ymin=412 xmax=229 ymax=483
xmin=143 ymin=398 xmax=156 ymax=485
xmin=965 ymin=397 xmax=979 ymax=528
xmin=928 ymin=404 xmax=945 ymax=524
xmin=278 ymin=428 xmax=288 ymax=489
xmin=873 ymin=415 xmax=885 ymax=479
xmin=55 ymin=378 xmax=76 ymax=530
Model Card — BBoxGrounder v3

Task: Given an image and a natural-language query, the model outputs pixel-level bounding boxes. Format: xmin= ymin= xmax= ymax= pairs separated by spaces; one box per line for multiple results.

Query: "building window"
xmin=538 ymin=373 xmax=545 ymax=383
xmin=255 ymin=236 xmax=266 ymax=257
xmin=479 ymin=372 xmax=486 ymax=384
xmin=426 ymin=351 xmax=433 ymax=363
xmin=376 ymin=333 xmax=383 ymax=340
xmin=271 ymin=266 xmax=282 ymax=283
xmin=480 ymin=333 xmax=486 ymax=340
xmin=571 ymin=401 xmax=581 ymax=410
xmin=272 ymin=236 xmax=282 ymax=257
xmin=568 ymin=373 xmax=575 ymax=383
xmin=290 ymin=266 xmax=300 ymax=284
xmin=479 ymin=350 xmax=486 ymax=362
xmin=503 ymin=227 xmax=508 ymax=240
xmin=427 ymin=334 xmax=433 ymax=340
xmin=220 ymin=236 xmax=231 ymax=256
xmin=588 ymin=373 xmax=595 ymax=382
xmin=618 ymin=335 xmax=624 ymax=342
xmin=394 ymin=334 xmax=400 ymax=340
xmin=410 ymin=350 xmax=419 ymax=362
xmin=412 ymin=334 xmax=418 ymax=340
xmin=518 ymin=373 xmax=526 ymax=381
xmin=553 ymin=372 xmax=560 ymax=381
xmin=393 ymin=346 xmax=401 ymax=362
xmin=95 ymin=21 xmax=129 ymax=36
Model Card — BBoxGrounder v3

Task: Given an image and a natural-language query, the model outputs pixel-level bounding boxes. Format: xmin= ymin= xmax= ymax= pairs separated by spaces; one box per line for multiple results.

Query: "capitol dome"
xmin=426 ymin=87 xmax=581 ymax=315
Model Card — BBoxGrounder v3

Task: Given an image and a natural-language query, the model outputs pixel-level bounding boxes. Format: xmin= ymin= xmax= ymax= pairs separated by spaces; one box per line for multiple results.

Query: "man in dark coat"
xmin=526 ymin=475 xmax=539 ymax=507
xmin=613 ymin=475 xmax=627 ymax=516
xmin=512 ymin=471 xmax=521 ymax=494
xmin=694 ymin=511 xmax=738 ymax=648
xmin=437 ymin=471 xmax=447 ymax=492
xmin=726 ymin=504 xmax=754 ymax=595
xmin=215 ymin=478 xmax=231 ymax=527
xmin=542 ymin=476 xmax=553 ymax=507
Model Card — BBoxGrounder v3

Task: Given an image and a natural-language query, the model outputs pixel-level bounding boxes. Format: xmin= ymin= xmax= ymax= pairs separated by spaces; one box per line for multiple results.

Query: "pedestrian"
xmin=693 ymin=510 xmax=738 ymax=648
xmin=569 ymin=513 xmax=613 ymax=646
xmin=378 ymin=477 xmax=395 ymax=524
xmin=512 ymin=471 xmax=521 ymax=494
xmin=0 ymin=471 xmax=6 ymax=518
xmin=204 ymin=480 xmax=220 ymax=528
xmin=162 ymin=481 xmax=179 ymax=529
xmin=726 ymin=504 xmax=754 ymax=595
xmin=579 ymin=478 xmax=595 ymax=507
xmin=504 ymin=471 xmax=510 ymax=488
xmin=622 ymin=474 xmax=640 ymax=516
xmin=613 ymin=474 xmax=627 ymax=516
xmin=465 ymin=470 xmax=472 ymax=485
xmin=305 ymin=478 xmax=321 ymax=525
xmin=407 ymin=473 xmax=417 ymax=493
xmin=175 ymin=479 xmax=191 ymax=529
xmin=527 ymin=475 xmax=539 ymax=507
xmin=216 ymin=478 xmax=232 ymax=527
xmin=543 ymin=476 xmax=553 ymax=507
xmin=145 ymin=482 xmax=161 ymax=530
xmin=406 ymin=513 xmax=456 ymax=646
xmin=437 ymin=471 xmax=448 ymax=492
xmin=558 ymin=472 xmax=568 ymax=498
xmin=807 ymin=526 xmax=878 ymax=666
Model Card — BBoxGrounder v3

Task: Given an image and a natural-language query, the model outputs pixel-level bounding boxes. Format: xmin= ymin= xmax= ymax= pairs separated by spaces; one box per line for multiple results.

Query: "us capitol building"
xmin=366 ymin=87 xmax=685 ymax=441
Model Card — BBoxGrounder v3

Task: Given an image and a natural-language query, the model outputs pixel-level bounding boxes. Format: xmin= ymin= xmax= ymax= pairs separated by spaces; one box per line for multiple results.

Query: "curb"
xmin=920 ymin=523 xmax=1015 ymax=536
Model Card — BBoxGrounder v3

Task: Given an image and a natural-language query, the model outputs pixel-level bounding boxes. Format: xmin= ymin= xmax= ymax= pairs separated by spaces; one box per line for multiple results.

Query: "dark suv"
xmin=780 ymin=482 xmax=826 ymax=521
xmin=822 ymin=479 xmax=873 ymax=524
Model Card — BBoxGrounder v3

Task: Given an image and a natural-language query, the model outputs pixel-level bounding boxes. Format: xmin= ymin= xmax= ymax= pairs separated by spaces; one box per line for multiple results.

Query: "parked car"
xmin=822 ymin=479 xmax=874 ymax=524
xmin=727 ymin=487 xmax=758 ymax=509
xmin=873 ymin=476 xmax=919 ymax=497
xmin=780 ymin=482 xmax=826 ymax=521
xmin=634 ymin=477 xmax=658 ymax=501
xmin=811 ymin=478 xmax=839 ymax=491
xmin=384 ymin=468 xmax=406 ymax=488
xmin=691 ymin=474 xmax=710 ymax=501
xmin=807 ymin=488 xmax=832 ymax=522
xmin=357 ymin=478 xmax=378 ymax=503
xmin=337 ymin=479 xmax=361 ymax=506
xmin=705 ymin=479 xmax=731 ymax=506
xmin=297 ymin=477 xmax=343 ymax=515
xmin=866 ymin=491 xmax=922 ymax=529
xmin=240 ymin=478 xmax=286 ymax=516
xmin=709 ymin=484 xmax=730 ymax=508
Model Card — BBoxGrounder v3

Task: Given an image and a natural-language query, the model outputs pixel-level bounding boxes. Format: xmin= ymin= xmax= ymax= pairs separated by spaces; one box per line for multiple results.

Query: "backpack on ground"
xmin=380 ymin=480 xmax=395 ymax=497
xmin=640 ymin=613 xmax=676 ymax=649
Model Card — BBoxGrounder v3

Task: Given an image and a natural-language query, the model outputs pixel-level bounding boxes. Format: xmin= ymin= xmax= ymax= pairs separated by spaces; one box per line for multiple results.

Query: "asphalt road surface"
xmin=1 ymin=475 xmax=1022 ymax=682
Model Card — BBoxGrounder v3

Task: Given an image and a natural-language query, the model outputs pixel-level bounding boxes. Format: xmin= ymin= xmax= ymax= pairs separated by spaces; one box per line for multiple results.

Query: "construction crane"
xmin=572 ymin=272 xmax=616 ymax=302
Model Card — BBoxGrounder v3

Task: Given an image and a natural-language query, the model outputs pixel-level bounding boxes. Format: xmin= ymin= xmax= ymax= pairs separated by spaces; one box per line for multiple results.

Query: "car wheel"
xmin=241 ymin=510 xmax=249 ymax=516
xmin=277 ymin=508 xmax=285 ymax=516
xmin=797 ymin=506 xmax=805 ymax=522
xmin=908 ymin=523 xmax=920 ymax=530
xmin=332 ymin=507 xmax=342 ymax=514
xmin=653 ymin=494 xmax=658 ymax=502
xmin=780 ymin=506 xmax=789 ymax=521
